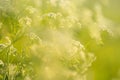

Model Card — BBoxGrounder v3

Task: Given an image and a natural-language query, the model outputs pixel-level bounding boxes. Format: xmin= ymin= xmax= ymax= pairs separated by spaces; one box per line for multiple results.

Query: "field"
xmin=0 ymin=0 xmax=120 ymax=80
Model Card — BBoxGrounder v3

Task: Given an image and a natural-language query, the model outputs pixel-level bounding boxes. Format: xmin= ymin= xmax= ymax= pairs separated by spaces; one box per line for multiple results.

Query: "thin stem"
xmin=6 ymin=49 xmax=10 ymax=80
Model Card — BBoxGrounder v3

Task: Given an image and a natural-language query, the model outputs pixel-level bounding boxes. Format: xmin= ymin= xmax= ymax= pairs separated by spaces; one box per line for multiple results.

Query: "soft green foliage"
xmin=0 ymin=0 xmax=120 ymax=80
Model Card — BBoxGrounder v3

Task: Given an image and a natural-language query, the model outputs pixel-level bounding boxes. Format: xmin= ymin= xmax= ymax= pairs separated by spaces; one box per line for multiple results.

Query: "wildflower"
xmin=0 ymin=44 xmax=6 ymax=52
xmin=5 ymin=37 xmax=11 ymax=45
xmin=19 ymin=17 xmax=32 ymax=27
xmin=9 ymin=45 xmax=17 ymax=55
xmin=26 ymin=6 xmax=36 ymax=14
xmin=72 ymin=40 xmax=85 ymax=50
xmin=48 ymin=12 xmax=57 ymax=19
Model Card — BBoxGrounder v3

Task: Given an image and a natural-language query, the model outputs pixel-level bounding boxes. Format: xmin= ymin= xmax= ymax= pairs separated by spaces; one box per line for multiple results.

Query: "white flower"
xmin=26 ymin=6 xmax=36 ymax=14
xmin=0 ymin=44 xmax=6 ymax=52
xmin=47 ymin=12 xmax=57 ymax=19
xmin=19 ymin=17 xmax=32 ymax=27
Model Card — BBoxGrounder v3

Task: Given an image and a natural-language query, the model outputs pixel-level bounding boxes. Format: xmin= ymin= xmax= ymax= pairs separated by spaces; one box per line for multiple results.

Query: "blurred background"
xmin=76 ymin=0 xmax=120 ymax=80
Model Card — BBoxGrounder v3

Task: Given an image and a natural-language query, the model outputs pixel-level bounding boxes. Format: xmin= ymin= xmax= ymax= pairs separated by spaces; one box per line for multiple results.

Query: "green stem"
xmin=6 ymin=49 xmax=9 ymax=80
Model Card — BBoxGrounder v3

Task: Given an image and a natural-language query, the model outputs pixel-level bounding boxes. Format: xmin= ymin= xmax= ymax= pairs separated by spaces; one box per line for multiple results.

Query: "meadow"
xmin=0 ymin=0 xmax=120 ymax=80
